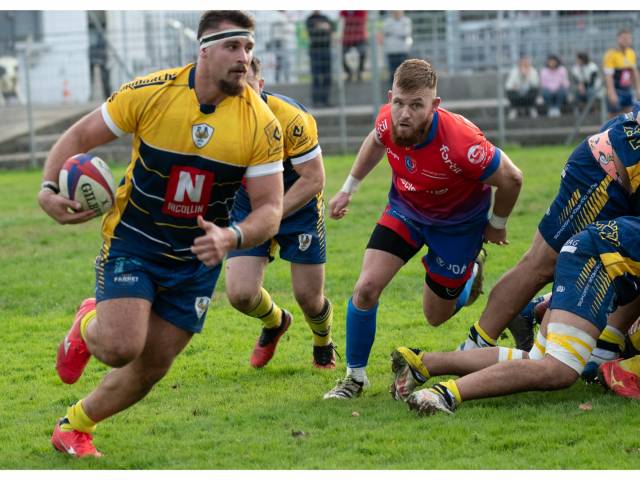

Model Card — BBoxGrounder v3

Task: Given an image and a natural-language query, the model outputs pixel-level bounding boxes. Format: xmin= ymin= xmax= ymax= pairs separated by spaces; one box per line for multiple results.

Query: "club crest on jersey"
xmin=194 ymin=296 xmax=211 ymax=320
xmin=298 ymin=233 xmax=312 ymax=252
xmin=405 ymin=155 xmax=416 ymax=173
xmin=192 ymin=123 xmax=214 ymax=148
xmin=467 ymin=144 xmax=486 ymax=165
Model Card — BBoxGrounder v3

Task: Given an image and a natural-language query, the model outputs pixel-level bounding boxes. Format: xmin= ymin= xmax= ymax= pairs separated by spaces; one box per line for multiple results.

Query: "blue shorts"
xmin=372 ymin=205 xmax=486 ymax=288
xmin=551 ymin=231 xmax=616 ymax=331
xmin=538 ymin=141 xmax=630 ymax=252
xmin=228 ymin=190 xmax=326 ymax=264
xmin=607 ymin=88 xmax=634 ymax=113
xmin=95 ymin=249 xmax=221 ymax=333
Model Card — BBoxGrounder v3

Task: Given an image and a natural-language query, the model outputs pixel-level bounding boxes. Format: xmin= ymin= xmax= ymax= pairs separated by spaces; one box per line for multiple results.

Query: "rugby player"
xmin=323 ymin=59 xmax=523 ymax=399
xmin=226 ymin=57 xmax=336 ymax=369
xmin=459 ymin=103 xmax=640 ymax=354
xmin=391 ymin=216 xmax=640 ymax=415
xmin=38 ymin=11 xmax=284 ymax=457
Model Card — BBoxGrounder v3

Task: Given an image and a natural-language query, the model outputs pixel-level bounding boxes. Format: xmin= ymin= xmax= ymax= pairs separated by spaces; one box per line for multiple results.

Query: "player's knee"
xmin=353 ymin=280 xmax=382 ymax=310
xmin=227 ymin=287 xmax=260 ymax=313
xmin=537 ymin=357 xmax=579 ymax=390
xmin=422 ymin=308 xmax=450 ymax=327
xmin=294 ymin=290 xmax=324 ymax=317
xmin=99 ymin=342 xmax=142 ymax=367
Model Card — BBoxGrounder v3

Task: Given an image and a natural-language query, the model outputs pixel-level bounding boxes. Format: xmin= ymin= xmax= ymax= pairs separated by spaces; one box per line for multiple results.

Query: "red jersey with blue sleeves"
xmin=374 ymin=104 xmax=501 ymax=226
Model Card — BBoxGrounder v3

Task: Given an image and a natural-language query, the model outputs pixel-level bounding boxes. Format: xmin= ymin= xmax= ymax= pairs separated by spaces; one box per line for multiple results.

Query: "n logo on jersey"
xmin=192 ymin=123 xmax=214 ymax=148
xmin=162 ymin=166 xmax=214 ymax=218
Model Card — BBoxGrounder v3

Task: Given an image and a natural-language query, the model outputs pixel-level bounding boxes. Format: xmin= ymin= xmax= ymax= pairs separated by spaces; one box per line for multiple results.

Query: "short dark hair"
xmin=394 ymin=59 xmax=437 ymax=93
xmin=576 ymin=52 xmax=589 ymax=64
xmin=618 ymin=28 xmax=632 ymax=37
xmin=197 ymin=10 xmax=254 ymax=39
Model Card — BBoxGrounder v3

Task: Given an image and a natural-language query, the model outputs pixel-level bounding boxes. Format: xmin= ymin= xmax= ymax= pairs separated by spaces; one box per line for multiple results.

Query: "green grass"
xmin=1 ymin=145 xmax=640 ymax=469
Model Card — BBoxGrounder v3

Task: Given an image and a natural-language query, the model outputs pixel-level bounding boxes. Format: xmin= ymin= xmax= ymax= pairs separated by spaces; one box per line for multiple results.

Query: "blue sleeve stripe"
xmin=478 ymin=148 xmax=501 ymax=181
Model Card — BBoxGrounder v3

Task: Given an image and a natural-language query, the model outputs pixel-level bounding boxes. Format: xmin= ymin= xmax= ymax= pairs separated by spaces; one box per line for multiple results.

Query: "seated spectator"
xmin=505 ymin=56 xmax=539 ymax=120
xmin=540 ymin=54 xmax=570 ymax=117
xmin=571 ymin=52 xmax=602 ymax=108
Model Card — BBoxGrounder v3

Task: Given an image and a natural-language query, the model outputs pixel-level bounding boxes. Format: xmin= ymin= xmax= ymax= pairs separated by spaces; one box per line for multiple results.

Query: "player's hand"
xmin=328 ymin=191 xmax=351 ymax=219
xmin=191 ymin=216 xmax=235 ymax=267
xmin=484 ymin=224 xmax=508 ymax=246
xmin=37 ymin=188 xmax=97 ymax=224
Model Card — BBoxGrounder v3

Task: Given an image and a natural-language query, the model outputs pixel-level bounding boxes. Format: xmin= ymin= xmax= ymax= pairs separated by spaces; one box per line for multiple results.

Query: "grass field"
xmin=1 ymin=145 xmax=640 ymax=470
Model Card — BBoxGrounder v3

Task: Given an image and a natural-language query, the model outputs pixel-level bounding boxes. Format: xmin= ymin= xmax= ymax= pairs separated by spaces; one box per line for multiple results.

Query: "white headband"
xmin=199 ymin=29 xmax=254 ymax=50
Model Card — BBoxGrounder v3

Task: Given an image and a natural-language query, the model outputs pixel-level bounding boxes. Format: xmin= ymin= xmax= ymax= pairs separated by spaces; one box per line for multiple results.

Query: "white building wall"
xmin=23 ymin=11 xmax=90 ymax=105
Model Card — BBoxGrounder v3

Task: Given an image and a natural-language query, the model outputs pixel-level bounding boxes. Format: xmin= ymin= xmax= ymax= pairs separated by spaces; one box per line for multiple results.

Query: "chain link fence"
xmin=1 ymin=10 xmax=639 ymax=165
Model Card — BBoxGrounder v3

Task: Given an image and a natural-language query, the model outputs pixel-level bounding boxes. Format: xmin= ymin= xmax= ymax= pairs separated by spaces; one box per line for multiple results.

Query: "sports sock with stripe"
xmin=62 ymin=399 xmax=97 ymax=433
xmin=246 ymin=287 xmax=283 ymax=329
xmin=304 ymin=298 xmax=333 ymax=347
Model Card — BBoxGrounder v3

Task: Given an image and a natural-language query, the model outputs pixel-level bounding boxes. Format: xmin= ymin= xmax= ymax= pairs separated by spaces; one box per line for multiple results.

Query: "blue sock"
xmin=454 ymin=262 xmax=477 ymax=314
xmin=345 ymin=296 xmax=378 ymax=368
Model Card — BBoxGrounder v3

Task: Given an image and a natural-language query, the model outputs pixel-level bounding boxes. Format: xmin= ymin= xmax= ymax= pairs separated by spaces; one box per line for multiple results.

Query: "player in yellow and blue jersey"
xmin=38 ymin=11 xmax=284 ymax=458
xmin=603 ymin=29 xmax=640 ymax=117
xmin=390 ymin=215 xmax=640 ymax=415
xmin=225 ymin=58 xmax=336 ymax=369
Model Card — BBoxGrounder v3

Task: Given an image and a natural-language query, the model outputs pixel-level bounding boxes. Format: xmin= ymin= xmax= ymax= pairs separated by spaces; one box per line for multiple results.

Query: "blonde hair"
xmin=393 ymin=59 xmax=437 ymax=93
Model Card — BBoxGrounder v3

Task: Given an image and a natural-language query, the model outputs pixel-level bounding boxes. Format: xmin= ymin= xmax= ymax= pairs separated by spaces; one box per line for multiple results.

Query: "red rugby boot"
xmin=598 ymin=358 xmax=640 ymax=399
xmin=51 ymin=419 xmax=102 ymax=458
xmin=250 ymin=310 xmax=292 ymax=368
xmin=56 ymin=298 xmax=95 ymax=384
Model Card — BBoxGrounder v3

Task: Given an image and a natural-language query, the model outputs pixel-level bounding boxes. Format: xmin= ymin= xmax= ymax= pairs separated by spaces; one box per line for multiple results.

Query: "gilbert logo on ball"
xmin=59 ymin=154 xmax=116 ymax=215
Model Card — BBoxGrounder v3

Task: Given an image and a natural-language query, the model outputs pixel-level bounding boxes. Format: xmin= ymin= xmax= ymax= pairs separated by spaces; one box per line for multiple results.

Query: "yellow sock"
xmin=80 ymin=308 xmax=97 ymax=343
xmin=599 ymin=325 xmax=625 ymax=351
xmin=246 ymin=287 xmax=282 ymax=329
xmin=474 ymin=321 xmax=497 ymax=347
xmin=63 ymin=399 xmax=97 ymax=433
xmin=440 ymin=379 xmax=462 ymax=405
xmin=304 ymin=298 xmax=333 ymax=346
xmin=620 ymin=355 xmax=640 ymax=375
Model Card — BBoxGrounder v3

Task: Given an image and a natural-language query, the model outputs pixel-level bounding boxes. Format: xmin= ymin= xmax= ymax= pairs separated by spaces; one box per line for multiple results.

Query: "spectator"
xmin=340 ymin=11 xmax=367 ymax=82
xmin=382 ymin=11 xmax=412 ymax=87
xmin=268 ymin=11 xmax=295 ymax=84
xmin=571 ymin=52 xmax=602 ymax=109
xmin=505 ymin=56 xmax=539 ymax=119
xmin=306 ymin=10 xmax=334 ymax=107
xmin=540 ymin=54 xmax=570 ymax=117
xmin=603 ymin=28 xmax=640 ymax=118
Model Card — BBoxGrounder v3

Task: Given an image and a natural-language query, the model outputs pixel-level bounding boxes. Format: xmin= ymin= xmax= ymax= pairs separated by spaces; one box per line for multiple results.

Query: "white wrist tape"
xmin=340 ymin=174 xmax=361 ymax=194
xmin=488 ymin=213 xmax=508 ymax=229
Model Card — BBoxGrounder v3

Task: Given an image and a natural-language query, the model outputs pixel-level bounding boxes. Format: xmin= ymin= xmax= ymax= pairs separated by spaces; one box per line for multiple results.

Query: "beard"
xmin=391 ymin=119 xmax=429 ymax=147
xmin=218 ymin=77 xmax=245 ymax=96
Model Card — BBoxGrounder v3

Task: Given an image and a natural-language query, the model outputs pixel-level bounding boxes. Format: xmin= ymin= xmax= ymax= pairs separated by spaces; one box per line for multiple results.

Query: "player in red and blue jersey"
xmin=323 ymin=59 xmax=523 ymax=399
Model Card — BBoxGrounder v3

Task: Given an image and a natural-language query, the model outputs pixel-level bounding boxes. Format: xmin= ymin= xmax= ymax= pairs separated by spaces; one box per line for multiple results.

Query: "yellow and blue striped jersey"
xmin=262 ymin=91 xmax=320 ymax=190
xmin=100 ymin=64 xmax=284 ymax=263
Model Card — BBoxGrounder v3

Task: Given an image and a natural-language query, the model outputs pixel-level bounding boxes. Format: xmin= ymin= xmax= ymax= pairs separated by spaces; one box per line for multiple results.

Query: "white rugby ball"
xmin=59 ymin=154 xmax=116 ymax=215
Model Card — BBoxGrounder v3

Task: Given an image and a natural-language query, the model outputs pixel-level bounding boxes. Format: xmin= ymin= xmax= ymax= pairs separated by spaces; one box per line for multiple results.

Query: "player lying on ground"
xmin=511 ymin=292 xmax=640 ymax=381
xmin=389 ymin=216 xmax=640 ymax=415
xmin=458 ymin=103 xmax=640 ymax=354
xmin=323 ymin=59 xmax=522 ymax=399
xmin=39 ymin=11 xmax=284 ymax=458
xmin=225 ymin=57 xmax=336 ymax=369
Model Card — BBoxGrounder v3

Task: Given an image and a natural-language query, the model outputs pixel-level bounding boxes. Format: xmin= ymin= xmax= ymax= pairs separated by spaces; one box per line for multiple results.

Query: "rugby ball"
xmin=59 ymin=154 xmax=116 ymax=215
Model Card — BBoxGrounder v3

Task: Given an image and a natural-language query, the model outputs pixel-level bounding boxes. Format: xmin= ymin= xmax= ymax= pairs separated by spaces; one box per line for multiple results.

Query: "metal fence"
xmin=1 ymin=10 xmax=639 ymax=165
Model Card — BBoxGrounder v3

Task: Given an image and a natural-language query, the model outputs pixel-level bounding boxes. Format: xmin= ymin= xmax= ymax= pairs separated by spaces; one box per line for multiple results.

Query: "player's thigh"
xmin=225 ymin=254 xmax=268 ymax=299
xmin=355 ymin=248 xmax=406 ymax=297
xmin=520 ymin=229 xmax=559 ymax=279
xmin=95 ymin=297 xmax=152 ymax=352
